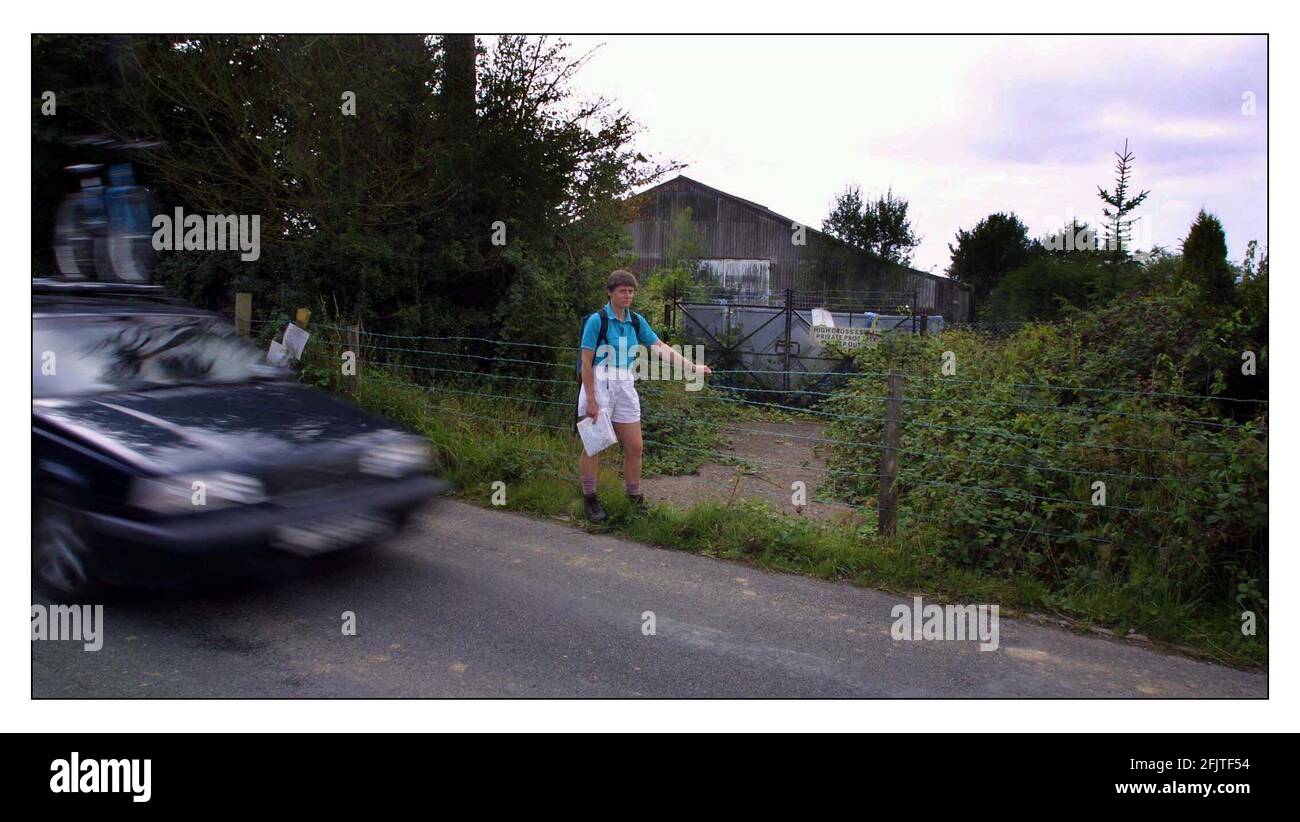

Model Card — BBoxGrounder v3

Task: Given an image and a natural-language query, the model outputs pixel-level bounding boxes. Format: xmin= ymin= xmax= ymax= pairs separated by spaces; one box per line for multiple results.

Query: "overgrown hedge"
xmin=823 ymin=279 xmax=1267 ymax=645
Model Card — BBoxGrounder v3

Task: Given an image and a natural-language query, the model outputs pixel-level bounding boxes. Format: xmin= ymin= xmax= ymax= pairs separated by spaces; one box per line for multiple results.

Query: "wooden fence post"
xmin=235 ymin=292 xmax=252 ymax=338
xmin=878 ymin=370 xmax=902 ymax=536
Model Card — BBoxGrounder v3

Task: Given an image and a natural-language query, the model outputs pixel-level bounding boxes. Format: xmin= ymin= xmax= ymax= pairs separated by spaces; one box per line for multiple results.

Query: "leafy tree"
xmin=1237 ymin=240 xmax=1268 ymax=363
xmin=1096 ymin=139 xmax=1150 ymax=259
xmin=1180 ymin=209 xmax=1235 ymax=303
xmin=946 ymin=212 xmax=1034 ymax=308
xmin=664 ymin=205 xmax=708 ymax=272
xmin=80 ymin=34 xmax=676 ymax=348
xmin=1038 ymin=218 xmax=1103 ymax=260
xmin=639 ymin=205 xmax=712 ymax=316
xmin=823 ymin=185 xmax=920 ymax=265
xmin=984 ymin=256 xmax=1093 ymax=322
xmin=1135 ymin=248 xmax=1181 ymax=291
xmin=823 ymin=185 xmax=866 ymax=249
xmin=988 ymin=219 xmax=1183 ymax=322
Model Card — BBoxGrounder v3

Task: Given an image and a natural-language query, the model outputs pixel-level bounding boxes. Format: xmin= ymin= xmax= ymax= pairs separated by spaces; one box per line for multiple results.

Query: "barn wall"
xmin=627 ymin=177 xmax=972 ymax=322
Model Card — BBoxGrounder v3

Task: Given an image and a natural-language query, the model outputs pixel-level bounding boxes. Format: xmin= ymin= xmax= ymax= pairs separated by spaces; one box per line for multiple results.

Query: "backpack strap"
xmin=577 ymin=311 xmax=611 ymax=384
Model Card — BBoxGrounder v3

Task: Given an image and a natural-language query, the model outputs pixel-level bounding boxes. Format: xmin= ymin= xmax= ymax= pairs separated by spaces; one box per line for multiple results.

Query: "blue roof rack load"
xmin=51 ymin=137 xmax=162 ymax=284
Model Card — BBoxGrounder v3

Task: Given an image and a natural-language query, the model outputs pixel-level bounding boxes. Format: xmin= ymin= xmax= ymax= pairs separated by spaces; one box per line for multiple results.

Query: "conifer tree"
xmin=1097 ymin=139 xmax=1151 ymax=259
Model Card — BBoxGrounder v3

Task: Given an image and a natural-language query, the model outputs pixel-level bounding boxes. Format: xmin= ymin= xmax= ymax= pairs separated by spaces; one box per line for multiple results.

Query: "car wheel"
xmin=33 ymin=501 xmax=95 ymax=599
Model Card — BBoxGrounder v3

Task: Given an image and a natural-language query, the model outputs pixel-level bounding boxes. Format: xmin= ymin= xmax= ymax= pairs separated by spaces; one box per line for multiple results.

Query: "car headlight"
xmin=130 ymin=471 xmax=266 ymax=514
xmin=359 ymin=439 xmax=430 ymax=478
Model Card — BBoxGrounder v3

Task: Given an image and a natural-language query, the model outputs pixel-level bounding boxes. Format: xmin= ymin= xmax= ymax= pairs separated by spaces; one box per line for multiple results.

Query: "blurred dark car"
xmin=32 ymin=279 xmax=446 ymax=598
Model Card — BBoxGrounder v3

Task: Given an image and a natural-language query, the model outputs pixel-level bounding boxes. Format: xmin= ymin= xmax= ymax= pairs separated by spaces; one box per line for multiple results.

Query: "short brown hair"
xmin=606 ymin=269 xmax=639 ymax=291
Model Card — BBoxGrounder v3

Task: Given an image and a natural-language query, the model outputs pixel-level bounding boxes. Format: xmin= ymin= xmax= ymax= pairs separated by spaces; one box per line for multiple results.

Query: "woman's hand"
xmin=695 ymin=363 xmax=713 ymax=376
xmin=586 ymin=398 xmax=600 ymax=421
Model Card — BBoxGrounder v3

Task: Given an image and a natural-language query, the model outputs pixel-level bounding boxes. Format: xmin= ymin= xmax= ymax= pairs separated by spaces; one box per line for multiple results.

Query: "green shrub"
xmin=823 ymin=278 xmax=1266 ymax=648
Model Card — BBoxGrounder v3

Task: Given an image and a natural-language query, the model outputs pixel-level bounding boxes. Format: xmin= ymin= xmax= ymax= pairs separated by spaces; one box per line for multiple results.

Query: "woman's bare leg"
xmin=613 ymin=421 xmax=644 ymax=493
xmin=579 ymin=450 xmax=600 ymax=492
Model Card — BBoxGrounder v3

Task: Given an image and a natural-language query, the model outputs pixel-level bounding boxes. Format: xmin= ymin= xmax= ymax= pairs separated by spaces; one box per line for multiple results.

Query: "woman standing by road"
xmin=577 ymin=270 xmax=711 ymax=523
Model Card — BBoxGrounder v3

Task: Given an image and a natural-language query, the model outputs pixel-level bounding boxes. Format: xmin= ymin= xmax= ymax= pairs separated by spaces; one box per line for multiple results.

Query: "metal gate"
xmin=666 ymin=287 xmax=944 ymax=396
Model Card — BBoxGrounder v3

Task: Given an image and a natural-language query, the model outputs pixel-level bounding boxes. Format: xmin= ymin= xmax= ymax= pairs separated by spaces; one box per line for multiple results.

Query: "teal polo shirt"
xmin=581 ymin=303 xmax=660 ymax=370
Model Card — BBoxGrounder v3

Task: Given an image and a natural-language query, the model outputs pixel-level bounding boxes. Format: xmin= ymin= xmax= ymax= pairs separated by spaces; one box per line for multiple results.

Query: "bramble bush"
xmin=824 ymin=277 xmax=1267 ymax=639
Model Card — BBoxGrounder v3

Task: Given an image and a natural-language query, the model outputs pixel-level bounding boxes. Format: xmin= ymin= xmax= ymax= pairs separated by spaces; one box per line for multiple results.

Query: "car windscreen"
xmin=33 ymin=313 xmax=281 ymax=398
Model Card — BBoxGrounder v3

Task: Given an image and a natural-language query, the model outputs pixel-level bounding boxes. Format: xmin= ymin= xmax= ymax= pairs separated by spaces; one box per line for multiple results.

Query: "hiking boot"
xmin=626 ymin=493 xmax=648 ymax=512
xmin=583 ymin=493 xmax=607 ymax=524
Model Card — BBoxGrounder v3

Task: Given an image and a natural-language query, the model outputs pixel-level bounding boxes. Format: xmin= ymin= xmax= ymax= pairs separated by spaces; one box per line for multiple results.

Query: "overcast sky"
xmin=562 ymin=35 xmax=1268 ymax=274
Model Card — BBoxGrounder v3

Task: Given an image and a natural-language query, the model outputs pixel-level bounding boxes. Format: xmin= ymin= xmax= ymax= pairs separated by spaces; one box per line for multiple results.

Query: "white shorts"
xmin=577 ymin=373 xmax=641 ymax=424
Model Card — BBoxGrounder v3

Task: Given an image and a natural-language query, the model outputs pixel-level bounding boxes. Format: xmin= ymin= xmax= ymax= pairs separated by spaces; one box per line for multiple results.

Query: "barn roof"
xmin=631 ymin=174 xmax=938 ymax=279
xmin=633 ymin=174 xmax=804 ymax=230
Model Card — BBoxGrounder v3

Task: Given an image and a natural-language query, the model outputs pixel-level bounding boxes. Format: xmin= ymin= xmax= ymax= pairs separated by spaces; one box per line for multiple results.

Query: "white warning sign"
xmin=811 ymin=324 xmax=879 ymax=350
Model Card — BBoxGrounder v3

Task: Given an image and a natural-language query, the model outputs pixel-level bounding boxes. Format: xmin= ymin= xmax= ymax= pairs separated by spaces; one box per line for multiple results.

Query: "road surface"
xmin=32 ymin=499 xmax=1266 ymax=698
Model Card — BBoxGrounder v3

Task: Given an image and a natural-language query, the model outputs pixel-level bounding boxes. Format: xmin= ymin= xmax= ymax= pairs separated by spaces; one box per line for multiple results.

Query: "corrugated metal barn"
xmin=626 ymin=175 xmax=972 ymax=322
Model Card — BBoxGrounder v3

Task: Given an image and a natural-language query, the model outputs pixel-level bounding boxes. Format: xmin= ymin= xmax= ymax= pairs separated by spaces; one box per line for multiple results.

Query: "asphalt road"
xmin=32 ymin=499 xmax=1266 ymax=698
